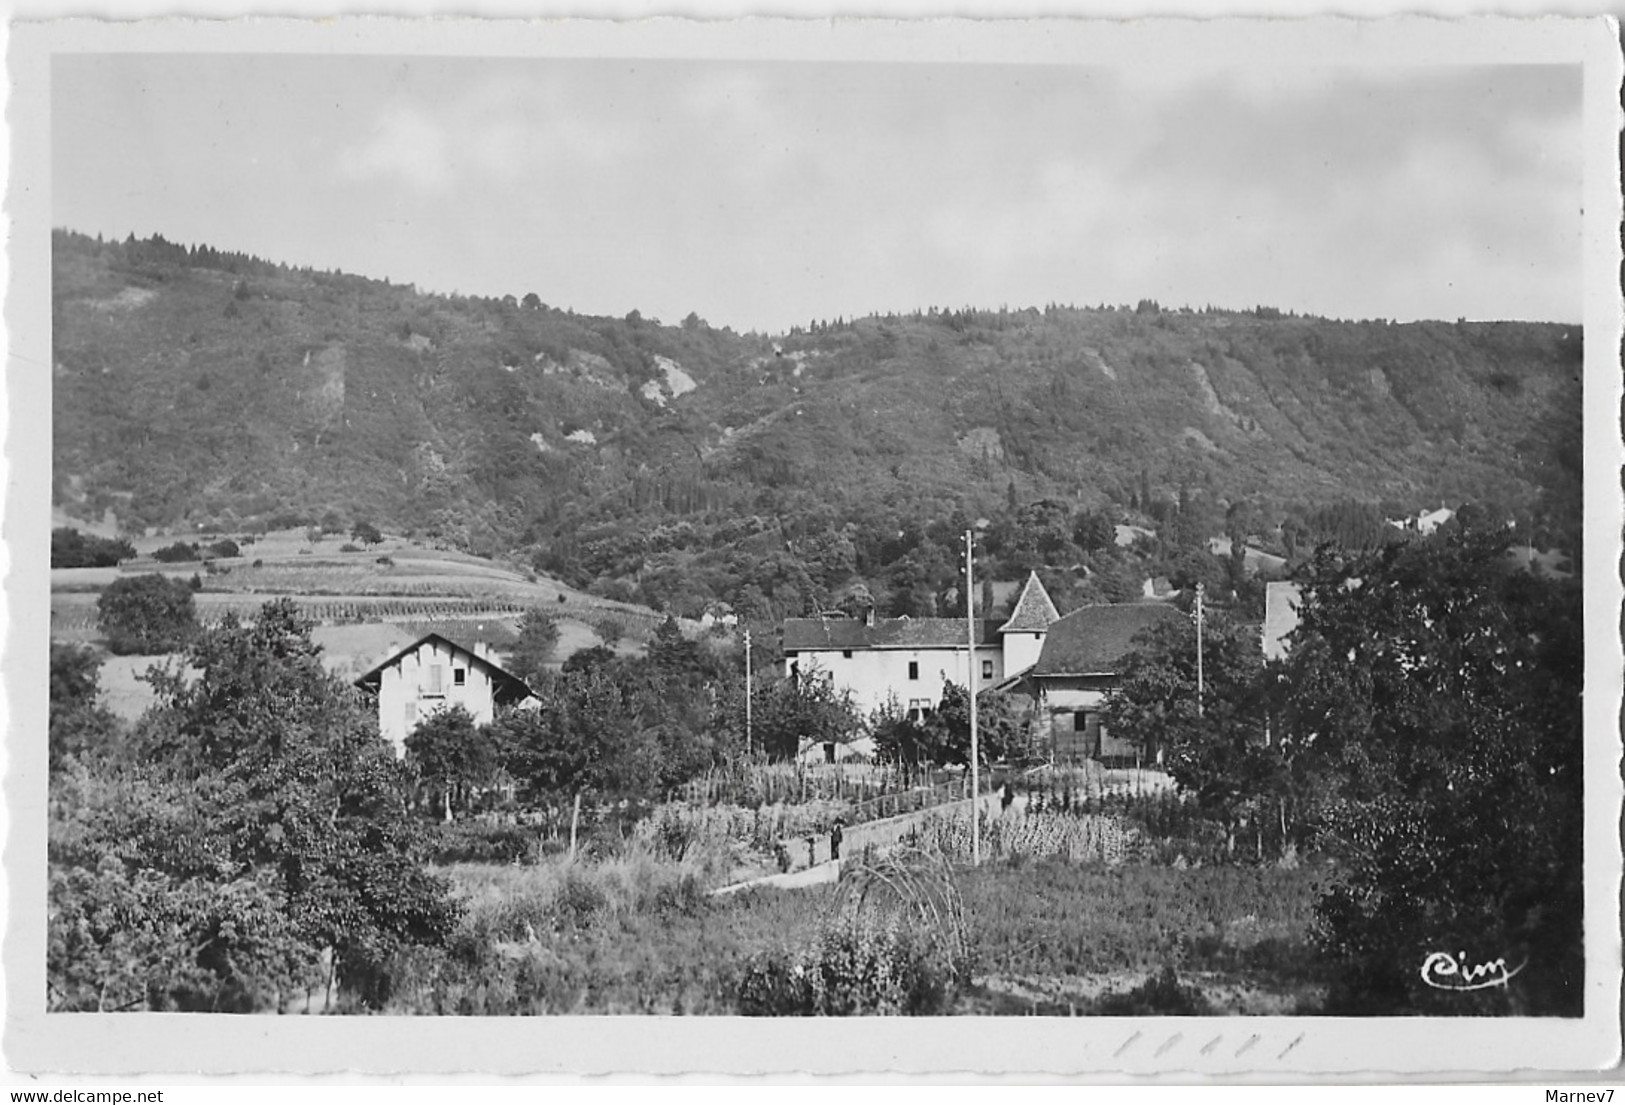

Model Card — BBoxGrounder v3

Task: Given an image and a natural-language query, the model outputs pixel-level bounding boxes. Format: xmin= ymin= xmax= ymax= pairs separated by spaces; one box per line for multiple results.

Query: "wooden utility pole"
xmin=1194 ymin=582 xmax=1206 ymax=719
xmin=744 ymin=628 xmax=754 ymax=757
xmin=965 ymin=530 xmax=980 ymax=867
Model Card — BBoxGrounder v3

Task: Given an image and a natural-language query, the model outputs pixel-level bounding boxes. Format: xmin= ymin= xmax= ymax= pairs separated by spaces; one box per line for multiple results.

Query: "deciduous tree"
xmin=506 ymin=607 xmax=561 ymax=687
xmin=97 ymin=573 xmax=198 ymax=655
xmin=1104 ymin=610 xmax=1275 ymax=851
xmin=404 ymin=705 xmax=497 ymax=821
xmin=1276 ymin=530 xmax=1583 ymax=1014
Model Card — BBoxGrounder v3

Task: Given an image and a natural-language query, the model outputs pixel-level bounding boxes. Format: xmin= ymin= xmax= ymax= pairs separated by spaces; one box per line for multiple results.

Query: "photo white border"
xmin=5 ymin=14 xmax=1620 ymax=1077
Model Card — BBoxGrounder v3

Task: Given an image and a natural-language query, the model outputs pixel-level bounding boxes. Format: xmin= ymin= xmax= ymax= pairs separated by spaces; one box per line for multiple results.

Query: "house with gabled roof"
xmin=781 ymin=571 xmax=1185 ymax=764
xmin=780 ymin=571 xmax=1062 ymax=722
xmin=354 ymin=632 xmax=533 ymax=755
xmin=1000 ymin=601 xmax=1185 ymax=763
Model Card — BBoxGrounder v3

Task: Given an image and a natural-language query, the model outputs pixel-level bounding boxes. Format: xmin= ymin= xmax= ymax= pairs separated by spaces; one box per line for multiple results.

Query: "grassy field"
xmin=50 ymin=524 xmax=684 ymax=720
xmin=51 ymin=527 xmax=687 ymax=642
xmin=956 ymin=860 xmax=1327 ymax=1014
xmin=381 ymin=843 xmax=1325 ymax=1016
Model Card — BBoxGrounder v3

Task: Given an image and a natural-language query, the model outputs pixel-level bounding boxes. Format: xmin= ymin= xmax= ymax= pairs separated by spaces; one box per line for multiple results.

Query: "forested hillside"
xmin=52 ymin=229 xmax=1582 ymax=620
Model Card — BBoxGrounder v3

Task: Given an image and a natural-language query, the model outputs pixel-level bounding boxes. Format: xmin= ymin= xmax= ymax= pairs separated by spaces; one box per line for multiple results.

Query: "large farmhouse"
xmin=782 ymin=572 xmax=1183 ymax=763
xmin=780 ymin=571 xmax=1061 ymax=719
xmin=354 ymin=632 xmax=533 ymax=755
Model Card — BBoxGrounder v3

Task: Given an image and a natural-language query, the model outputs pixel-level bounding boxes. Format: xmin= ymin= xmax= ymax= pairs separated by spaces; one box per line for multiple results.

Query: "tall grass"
xmin=909 ymin=808 xmax=1141 ymax=865
xmin=737 ymin=847 xmax=973 ymax=1016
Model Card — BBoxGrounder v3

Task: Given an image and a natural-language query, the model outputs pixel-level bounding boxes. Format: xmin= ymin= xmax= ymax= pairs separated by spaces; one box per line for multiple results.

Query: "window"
xmin=453 ymin=667 xmax=466 ymax=687
xmin=424 ymin=664 xmax=445 ymax=697
xmin=1073 ymin=711 xmax=1089 ymax=732
xmin=908 ymin=661 xmax=919 ymax=680
xmin=842 ymin=650 xmax=853 ymax=659
xmin=982 ymin=659 xmax=994 ymax=680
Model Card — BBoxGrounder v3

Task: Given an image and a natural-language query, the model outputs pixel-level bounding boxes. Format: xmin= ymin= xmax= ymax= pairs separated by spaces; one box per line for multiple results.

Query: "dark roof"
xmin=354 ymin=632 xmax=533 ymax=702
xmin=782 ymin=617 xmax=1001 ymax=652
xmin=998 ymin=571 xmax=1061 ymax=633
xmin=1028 ymin=603 xmax=1185 ymax=677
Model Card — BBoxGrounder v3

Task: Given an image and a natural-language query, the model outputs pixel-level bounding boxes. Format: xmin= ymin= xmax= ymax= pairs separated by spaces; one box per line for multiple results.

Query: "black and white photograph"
xmin=7 ymin=13 xmax=1621 ymax=1078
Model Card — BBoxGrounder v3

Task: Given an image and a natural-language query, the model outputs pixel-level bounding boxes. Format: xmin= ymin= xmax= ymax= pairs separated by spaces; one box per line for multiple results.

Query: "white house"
xmin=780 ymin=571 xmax=1061 ymax=719
xmin=354 ymin=633 xmax=533 ymax=755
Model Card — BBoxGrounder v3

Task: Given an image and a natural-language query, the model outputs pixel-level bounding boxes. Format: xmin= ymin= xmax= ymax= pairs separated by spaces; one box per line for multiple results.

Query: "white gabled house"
xmin=779 ymin=571 xmax=1063 ymax=722
xmin=354 ymin=632 xmax=533 ymax=755
xmin=781 ymin=570 xmax=1197 ymax=764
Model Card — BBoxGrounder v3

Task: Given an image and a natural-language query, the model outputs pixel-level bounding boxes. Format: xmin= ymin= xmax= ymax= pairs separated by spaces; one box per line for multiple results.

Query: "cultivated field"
xmin=55 ymin=526 xmax=687 ymax=719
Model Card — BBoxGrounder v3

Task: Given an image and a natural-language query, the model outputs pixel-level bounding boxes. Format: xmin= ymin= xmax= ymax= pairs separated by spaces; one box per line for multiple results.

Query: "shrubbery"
xmin=50 ymin=600 xmax=461 ymax=1012
xmin=423 ymin=821 xmax=539 ymax=865
xmin=51 ymin=527 xmax=135 ymax=569
xmin=737 ymin=920 xmax=957 ymax=1015
xmin=151 ymin=541 xmax=199 ymax=563
xmin=96 ymin=573 xmax=197 ymax=655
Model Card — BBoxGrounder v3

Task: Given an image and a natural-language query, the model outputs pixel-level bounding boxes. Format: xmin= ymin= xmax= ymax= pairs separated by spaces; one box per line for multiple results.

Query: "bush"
xmin=738 ymin=848 xmax=970 ymax=1016
xmin=51 ymin=528 xmax=135 ymax=569
xmin=424 ymin=821 xmax=538 ymax=865
xmin=152 ymin=542 xmax=199 ymax=563
xmin=97 ymin=574 xmax=197 ymax=655
xmin=737 ymin=920 xmax=956 ymax=1015
xmin=207 ymin=538 xmax=239 ymax=559
xmin=340 ymin=543 xmax=362 ymax=553
xmin=1095 ymin=965 xmax=1213 ymax=1015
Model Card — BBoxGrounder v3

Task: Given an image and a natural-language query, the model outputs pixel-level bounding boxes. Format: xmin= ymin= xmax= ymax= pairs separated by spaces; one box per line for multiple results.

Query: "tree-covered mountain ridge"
xmin=52 ymin=228 xmax=1581 ymax=611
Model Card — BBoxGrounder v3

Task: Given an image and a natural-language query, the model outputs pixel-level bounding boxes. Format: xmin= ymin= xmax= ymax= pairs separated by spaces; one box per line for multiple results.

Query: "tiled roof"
xmin=1261 ymin=582 xmax=1302 ymax=661
xmin=354 ymin=632 xmax=533 ymax=702
xmin=998 ymin=571 xmax=1061 ymax=633
xmin=1028 ymin=603 xmax=1185 ymax=677
xmin=782 ymin=617 xmax=1001 ymax=652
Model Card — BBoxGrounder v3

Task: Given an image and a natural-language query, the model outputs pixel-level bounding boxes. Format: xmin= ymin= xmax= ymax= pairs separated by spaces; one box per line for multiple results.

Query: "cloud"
xmin=336 ymin=106 xmax=452 ymax=194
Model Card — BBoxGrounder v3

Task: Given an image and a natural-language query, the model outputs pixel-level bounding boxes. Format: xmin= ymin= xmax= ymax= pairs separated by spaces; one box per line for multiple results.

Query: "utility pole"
xmin=965 ymin=530 xmax=980 ymax=866
xmin=1194 ymin=582 xmax=1206 ymax=719
xmin=744 ymin=628 xmax=754 ymax=757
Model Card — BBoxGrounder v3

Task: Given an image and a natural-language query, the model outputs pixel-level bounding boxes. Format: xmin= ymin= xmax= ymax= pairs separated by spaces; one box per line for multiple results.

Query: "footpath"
xmin=710 ymin=790 xmax=1022 ymax=896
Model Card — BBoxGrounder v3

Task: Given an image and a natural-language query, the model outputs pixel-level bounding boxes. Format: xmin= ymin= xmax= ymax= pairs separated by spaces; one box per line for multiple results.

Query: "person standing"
xmin=830 ymin=819 xmax=844 ymax=862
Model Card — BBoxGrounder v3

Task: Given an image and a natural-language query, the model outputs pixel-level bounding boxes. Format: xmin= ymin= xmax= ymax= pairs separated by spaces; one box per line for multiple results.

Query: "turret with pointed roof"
xmin=999 ymin=570 xmax=1061 ymax=634
xmin=997 ymin=570 xmax=1060 ymax=675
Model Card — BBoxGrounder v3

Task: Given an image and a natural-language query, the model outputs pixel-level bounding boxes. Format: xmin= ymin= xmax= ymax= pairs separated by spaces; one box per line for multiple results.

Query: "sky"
xmin=52 ymin=54 xmax=1582 ymax=331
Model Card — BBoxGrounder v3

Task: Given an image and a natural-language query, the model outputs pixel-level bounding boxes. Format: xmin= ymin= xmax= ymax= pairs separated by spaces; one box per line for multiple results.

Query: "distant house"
xmin=1003 ymin=602 xmax=1185 ymax=763
xmin=1141 ymin=575 xmax=1180 ymax=600
xmin=354 ymin=633 xmax=533 ymax=754
xmin=780 ymin=571 xmax=1061 ymax=721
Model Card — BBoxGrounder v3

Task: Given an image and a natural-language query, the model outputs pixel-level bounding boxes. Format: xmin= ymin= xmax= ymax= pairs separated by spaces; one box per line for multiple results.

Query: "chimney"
xmin=473 ymin=641 xmax=492 ymax=661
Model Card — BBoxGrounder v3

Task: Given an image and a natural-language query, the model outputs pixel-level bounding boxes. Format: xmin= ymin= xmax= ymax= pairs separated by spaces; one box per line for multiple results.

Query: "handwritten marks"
xmin=1420 ymin=949 xmax=1527 ymax=992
